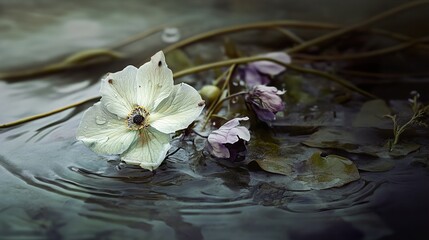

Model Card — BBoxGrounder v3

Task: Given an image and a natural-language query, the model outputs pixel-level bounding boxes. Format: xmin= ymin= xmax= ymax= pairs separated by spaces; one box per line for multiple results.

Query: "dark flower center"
xmin=133 ymin=114 xmax=145 ymax=125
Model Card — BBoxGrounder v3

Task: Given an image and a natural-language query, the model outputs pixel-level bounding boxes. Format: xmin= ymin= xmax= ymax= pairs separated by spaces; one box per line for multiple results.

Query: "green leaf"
xmin=303 ymin=127 xmax=420 ymax=158
xmin=353 ymin=99 xmax=392 ymax=128
xmin=295 ymin=152 xmax=360 ymax=190
xmin=356 ymin=159 xmax=395 ymax=172
xmin=248 ymin=140 xmax=360 ymax=190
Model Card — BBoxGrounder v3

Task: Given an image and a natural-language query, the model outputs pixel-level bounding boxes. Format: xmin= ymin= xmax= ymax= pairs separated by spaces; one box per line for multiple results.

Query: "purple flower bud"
xmin=246 ymin=85 xmax=286 ymax=121
xmin=207 ymin=117 xmax=251 ymax=161
xmin=242 ymin=52 xmax=291 ymax=87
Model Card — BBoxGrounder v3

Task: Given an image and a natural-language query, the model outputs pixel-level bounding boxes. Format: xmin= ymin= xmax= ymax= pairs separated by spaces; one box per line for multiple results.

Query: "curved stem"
xmin=286 ymin=0 xmax=429 ymax=53
xmin=338 ymin=69 xmax=429 ymax=79
xmin=110 ymin=25 xmax=167 ymax=50
xmin=271 ymin=27 xmax=304 ymax=44
xmin=203 ymin=91 xmax=248 ymax=129
xmin=174 ymin=56 xmax=376 ymax=98
xmin=205 ymin=65 xmax=237 ymax=115
xmin=0 ymin=26 xmax=166 ymax=80
xmin=0 ymin=97 xmax=99 ymax=129
xmin=294 ymin=36 xmax=429 ymax=61
xmin=162 ymin=18 xmax=429 ymax=55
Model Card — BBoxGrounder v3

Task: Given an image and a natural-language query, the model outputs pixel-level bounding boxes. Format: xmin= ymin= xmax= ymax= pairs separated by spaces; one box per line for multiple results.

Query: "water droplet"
xmin=232 ymin=79 xmax=240 ymax=86
xmin=309 ymin=105 xmax=318 ymax=112
xmin=239 ymin=80 xmax=245 ymax=86
xmin=162 ymin=27 xmax=180 ymax=43
xmin=231 ymin=97 xmax=238 ymax=104
xmin=95 ymin=116 xmax=107 ymax=125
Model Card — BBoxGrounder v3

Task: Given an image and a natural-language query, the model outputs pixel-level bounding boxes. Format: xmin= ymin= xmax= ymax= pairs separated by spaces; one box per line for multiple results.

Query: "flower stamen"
xmin=127 ymin=106 xmax=149 ymax=130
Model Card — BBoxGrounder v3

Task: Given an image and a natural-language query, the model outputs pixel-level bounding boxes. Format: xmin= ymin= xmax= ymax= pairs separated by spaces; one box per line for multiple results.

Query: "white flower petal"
xmin=150 ymin=83 xmax=205 ymax=134
xmin=100 ymin=65 xmax=138 ymax=118
xmin=121 ymin=127 xmax=171 ymax=171
xmin=136 ymin=51 xmax=174 ymax=111
xmin=76 ymin=102 xmax=138 ymax=155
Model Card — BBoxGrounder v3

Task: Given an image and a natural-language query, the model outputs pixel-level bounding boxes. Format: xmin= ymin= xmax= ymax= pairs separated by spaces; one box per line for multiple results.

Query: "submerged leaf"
xmin=353 ymin=99 xmax=392 ymax=128
xmin=303 ymin=128 xmax=420 ymax=158
xmin=295 ymin=152 xmax=360 ymax=190
xmin=250 ymin=141 xmax=294 ymax=176
xmin=248 ymin=140 xmax=360 ymax=190
xmin=355 ymin=158 xmax=395 ymax=172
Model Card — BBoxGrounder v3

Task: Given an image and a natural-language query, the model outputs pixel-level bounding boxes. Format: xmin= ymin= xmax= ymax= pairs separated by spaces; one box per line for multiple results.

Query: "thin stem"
xmin=162 ymin=19 xmax=429 ymax=54
xmin=0 ymin=50 xmax=122 ymax=80
xmin=287 ymin=65 xmax=378 ymax=99
xmin=203 ymin=66 xmax=237 ymax=129
xmin=192 ymin=130 xmax=208 ymax=138
xmin=174 ymin=56 xmax=376 ymax=98
xmin=0 ymin=97 xmax=99 ymax=129
xmin=338 ymin=69 xmax=429 ymax=79
xmin=206 ymin=65 xmax=237 ymax=115
xmin=286 ymin=0 xmax=429 ymax=53
xmin=110 ymin=25 xmax=167 ymax=50
xmin=293 ymin=36 xmax=429 ymax=61
xmin=0 ymin=26 xmax=166 ymax=80
xmin=1 ymin=55 xmax=377 ymax=129
xmin=211 ymin=92 xmax=248 ymax=118
xmin=272 ymin=27 xmax=304 ymax=44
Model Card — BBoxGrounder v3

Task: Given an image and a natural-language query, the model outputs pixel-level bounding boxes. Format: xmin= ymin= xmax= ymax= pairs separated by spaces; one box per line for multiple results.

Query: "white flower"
xmin=76 ymin=51 xmax=205 ymax=170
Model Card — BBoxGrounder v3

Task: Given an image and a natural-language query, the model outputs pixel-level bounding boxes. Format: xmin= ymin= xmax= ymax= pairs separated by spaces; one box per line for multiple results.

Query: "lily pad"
xmin=303 ymin=127 xmax=420 ymax=158
xmin=353 ymin=99 xmax=392 ymax=129
xmin=356 ymin=159 xmax=395 ymax=172
xmin=295 ymin=152 xmax=360 ymax=190
xmin=249 ymin=141 xmax=298 ymax=176
xmin=248 ymin=141 xmax=360 ymax=190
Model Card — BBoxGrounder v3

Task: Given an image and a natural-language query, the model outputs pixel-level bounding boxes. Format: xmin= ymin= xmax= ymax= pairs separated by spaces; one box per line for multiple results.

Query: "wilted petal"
xmin=251 ymin=104 xmax=277 ymax=121
xmin=150 ymin=83 xmax=205 ymax=134
xmin=100 ymin=65 xmax=138 ymax=118
xmin=207 ymin=117 xmax=250 ymax=158
xmin=76 ymin=102 xmax=138 ymax=155
xmin=251 ymin=52 xmax=291 ymax=76
xmin=207 ymin=139 xmax=230 ymax=158
xmin=243 ymin=65 xmax=271 ymax=87
xmin=247 ymin=85 xmax=285 ymax=122
xmin=121 ymin=127 xmax=171 ymax=171
xmin=136 ymin=51 xmax=174 ymax=111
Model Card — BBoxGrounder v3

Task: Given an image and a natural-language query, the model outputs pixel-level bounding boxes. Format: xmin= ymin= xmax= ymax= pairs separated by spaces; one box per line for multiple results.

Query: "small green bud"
xmin=199 ymin=85 xmax=221 ymax=105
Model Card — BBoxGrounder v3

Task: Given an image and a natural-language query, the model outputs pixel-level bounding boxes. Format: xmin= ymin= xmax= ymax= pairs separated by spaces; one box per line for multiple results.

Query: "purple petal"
xmin=218 ymin=117 xmax=249 ymax=130
xmin=229 ymin=126 xmax=251 ymax=142
xmin=244 ymin=66 xmax=264 ymax=87
xmin=207 ymin=140 xmax=231 ymax=158
xmin=250 ymin=52 xmax=291 ymax=76
xmin=252 ymin=104 xmax=277 ymax=121
xmin=207 ymin=117 xmax=250 ymax=158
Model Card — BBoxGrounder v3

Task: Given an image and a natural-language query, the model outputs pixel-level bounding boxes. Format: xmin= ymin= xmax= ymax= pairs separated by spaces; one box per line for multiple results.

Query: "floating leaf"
xmin=295 ymin=152 xmax=360 ymax=190
xmin=303 ymin=127 xmax=420 ymax=158
xmin=248 ymin=140 xmax=360 ymax=190
xmin=353 ymin=99 xmax=392 ymax=128
xmin=356 ymin=159 xmax=395 ymax=172
xmin=250 ymin=141 xmax=295 ymax=176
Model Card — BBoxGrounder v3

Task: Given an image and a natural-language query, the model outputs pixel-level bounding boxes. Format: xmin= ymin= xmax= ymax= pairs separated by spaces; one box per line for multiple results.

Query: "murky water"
xmin=1 ymin=1 xmax=429 ymax=239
